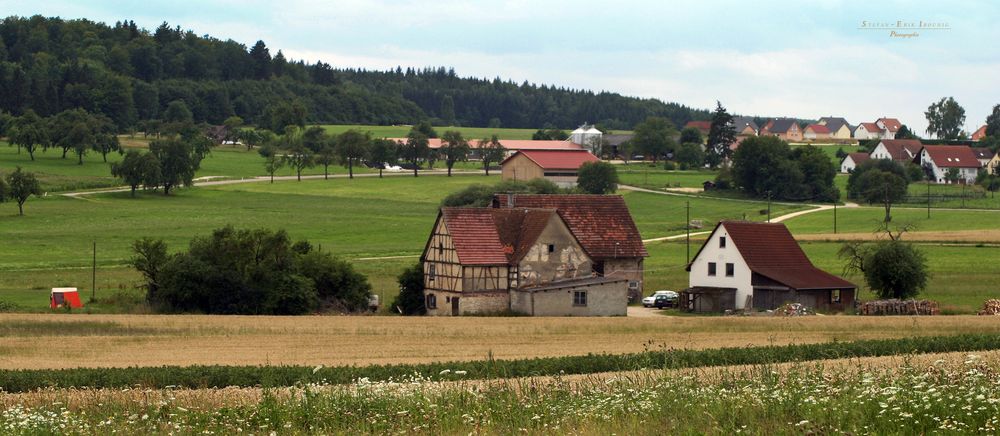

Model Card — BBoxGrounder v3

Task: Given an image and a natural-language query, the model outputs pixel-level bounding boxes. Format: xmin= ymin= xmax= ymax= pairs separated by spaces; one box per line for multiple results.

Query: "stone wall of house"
xmin=512 ymin=280 xmax=627 ymax=316
xmin=518 ymin=214 xmax=593 ymax=287
xmin=601 ymin=257 xmax=644 ymax=301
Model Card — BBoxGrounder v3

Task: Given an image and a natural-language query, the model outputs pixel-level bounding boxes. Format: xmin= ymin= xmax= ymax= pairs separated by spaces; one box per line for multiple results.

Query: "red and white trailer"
xmin=50 ymin=287 xmax=83 ymax=309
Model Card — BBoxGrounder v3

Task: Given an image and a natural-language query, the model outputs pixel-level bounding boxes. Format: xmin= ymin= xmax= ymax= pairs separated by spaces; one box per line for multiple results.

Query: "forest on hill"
xmin=0 ymin=15 xmax=709 ymax=131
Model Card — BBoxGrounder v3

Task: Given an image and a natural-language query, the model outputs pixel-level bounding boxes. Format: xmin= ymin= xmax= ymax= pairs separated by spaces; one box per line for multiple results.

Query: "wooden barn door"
xmin=451 ymin=297 xmax=460 ymax=316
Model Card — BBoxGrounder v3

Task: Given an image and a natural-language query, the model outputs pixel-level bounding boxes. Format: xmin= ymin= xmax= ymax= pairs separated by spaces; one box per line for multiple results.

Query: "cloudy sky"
xmin=3 ymin=0 xmax=998 ymax=134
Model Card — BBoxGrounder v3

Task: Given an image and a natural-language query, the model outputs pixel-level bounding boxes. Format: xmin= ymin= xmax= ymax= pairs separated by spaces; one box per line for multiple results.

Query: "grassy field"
xmin=617 ymin=166 xmax=718 ymax=189
xmin=781 ymin=205 xmax=1000 ymax=234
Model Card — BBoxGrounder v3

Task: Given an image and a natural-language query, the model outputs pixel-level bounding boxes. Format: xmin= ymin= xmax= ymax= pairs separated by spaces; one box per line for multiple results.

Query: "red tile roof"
xmin=493 ymin=195 xmax=648 ymax=259
xmin=390 ymin=138 xmax=583 ymax=151
xmin=502 ymin=150 xmax=599 ymax=170
xmin=440 ymin=208 xmax=509 ymax=265
xmin=922 ymin=145 xmax=982 ymax=168
xmin=859 ymin=122 xmax=882 ymax=133
xmin=684 ymin=121 xmax=712 ymax=132
xmin=491 ymin=208 xmax=559 ymax=262
xmin=973 ymin=125 xmax=988 ymax=141
xmin=877 ymin=139 xmax=923 ymax=161
xmin=710 ymin=221 xmax=855 ymax=290
xmin=877 ymin=118 xmax=902 ymax=132
xmin=805 ymin=124 xmax=830 ymax=134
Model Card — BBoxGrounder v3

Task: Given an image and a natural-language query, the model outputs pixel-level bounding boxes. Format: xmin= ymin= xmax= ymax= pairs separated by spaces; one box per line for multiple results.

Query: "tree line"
xmin=0 ymin=15 xmax=709 ymax=132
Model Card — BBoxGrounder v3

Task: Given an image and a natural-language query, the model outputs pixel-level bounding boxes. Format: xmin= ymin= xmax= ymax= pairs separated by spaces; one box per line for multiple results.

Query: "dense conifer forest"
xmin=0 ymin=15 xmax=709 ymax=131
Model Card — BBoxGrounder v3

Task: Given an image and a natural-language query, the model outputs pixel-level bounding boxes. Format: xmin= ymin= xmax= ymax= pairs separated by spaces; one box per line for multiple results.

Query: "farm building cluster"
xmin=840 ymin=138 xmax=998 ymax=184
xmin=420 ymin=194 xmax=647 ymax=316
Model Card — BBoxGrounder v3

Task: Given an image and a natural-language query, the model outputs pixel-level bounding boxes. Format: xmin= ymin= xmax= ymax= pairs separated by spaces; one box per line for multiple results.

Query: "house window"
xmin=708 ymin=262 xmax=717 ymax=276
xmin=831 ymin=289 xmax=841 ymax=303
xmin=719 ymin=237 xmax=726 ymax=248
xmin=573 ymin=291 xmax=587 ymax=306
xmin=725 ymin=263 xmax=734 ymax=277
xmin=428 ymin=264 xmax=436 ymax=281
xmin=547 ymin=244 xmax=555 ymax=253
xmin=438 ymin=242 xmax=443 ymax=255
xmin=426 ymin=294 xmax=437 ymax=309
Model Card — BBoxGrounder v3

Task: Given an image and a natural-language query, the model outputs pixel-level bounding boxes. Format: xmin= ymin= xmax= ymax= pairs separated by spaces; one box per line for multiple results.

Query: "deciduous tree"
xmin=401 ymin=131 xmax=430 ymax=177
xmin=631 ymin=116 xmax=676 ymax=163
xmin=440 ymin=130 xmax=470 ymax=176
xmin=335 ymin=129 xmax=370 ymax=179
xmin=986 ymin=104 xmax=1000 ymax=139
xmin=3 ymin=167 xmax=42 ymax=216
xmin=112 ymin=150 xmax=162 ymax=196
xmin=477 ymin=135 xmax=506 ymax=176
xmin=577 ymin=161 xmax=619 ymax=194
xmin=925 ymin=96 xmax=966 ymax=139
xmin=369 ymin=138 xmax=398 ymax=178
xmin=7 ymin=110 xmax=48 ymax=161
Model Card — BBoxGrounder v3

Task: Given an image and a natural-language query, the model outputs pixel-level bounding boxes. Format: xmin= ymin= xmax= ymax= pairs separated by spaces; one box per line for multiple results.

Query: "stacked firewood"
xmin=979 ymin=299 xmax=1000 ymax=316
xmin=858 ymin=299 xmax=939 ymax=316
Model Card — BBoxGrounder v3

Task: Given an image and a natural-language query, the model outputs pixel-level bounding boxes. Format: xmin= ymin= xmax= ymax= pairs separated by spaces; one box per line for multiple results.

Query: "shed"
xmin=50 ymin=287 xmax=83 ymax=309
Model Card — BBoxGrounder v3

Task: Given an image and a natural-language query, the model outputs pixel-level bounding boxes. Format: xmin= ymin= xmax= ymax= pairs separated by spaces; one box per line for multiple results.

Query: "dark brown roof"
xmin=491 ymin=208 xmax=558 ymax=263
xmin=764 ymin=119 xmax=798 ymax=134
xmin=846 ymin=152 xmax=870 ymax=164
xmin=971 ymin=148 xmax=993 ymax=159
xmin=922 ymin=145 xmax=982 ymax=168
xmin=878 ymin=139 xmax=923 ymax=161
xmin=493 ymin=194 xmax=648 ymax=259
xmin=690 ymin=221 xmax=856 ymax=290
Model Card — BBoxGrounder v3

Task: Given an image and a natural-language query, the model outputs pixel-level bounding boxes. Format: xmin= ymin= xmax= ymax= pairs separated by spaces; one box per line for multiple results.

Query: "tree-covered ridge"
xmin=0 ymin=15 xmax=709 ymax=131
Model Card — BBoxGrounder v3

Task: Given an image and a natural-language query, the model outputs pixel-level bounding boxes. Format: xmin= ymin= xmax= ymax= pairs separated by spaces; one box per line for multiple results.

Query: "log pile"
xmin=858 ymin=299 xmax=939 ymax=316
xmin=979 ymin=299 xmax=1000 ymax=316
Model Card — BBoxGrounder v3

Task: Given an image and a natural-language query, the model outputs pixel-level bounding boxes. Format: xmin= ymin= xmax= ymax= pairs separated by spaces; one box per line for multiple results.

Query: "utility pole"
xmin=686 ymin=200 xmax=691 ymax=263
xmin=91 ymin=241 xmax=97 ymax=302
xmin=927 ymin=181 xmax=931 ymax=219
xmin=833 ymin=201 xmax=837 ymax=234
xmin=766 ymin=191 xmax=772 ymax=223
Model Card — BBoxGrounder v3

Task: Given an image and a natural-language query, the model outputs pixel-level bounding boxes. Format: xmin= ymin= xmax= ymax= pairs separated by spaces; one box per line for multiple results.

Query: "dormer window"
xmin=719 ymin=237 xmax=727 ymax=248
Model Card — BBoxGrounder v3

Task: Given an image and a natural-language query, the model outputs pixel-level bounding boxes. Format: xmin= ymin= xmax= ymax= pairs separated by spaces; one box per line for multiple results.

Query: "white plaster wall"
xmin=688 ymin=224 xmax=753 ymax=309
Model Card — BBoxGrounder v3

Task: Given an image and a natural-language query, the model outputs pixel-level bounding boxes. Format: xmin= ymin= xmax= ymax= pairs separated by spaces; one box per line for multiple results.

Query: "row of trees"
xmin=130 ymin=226 xmax=372 ymax=314
xmin=625 ymin=102 xmax=738 ymax=169
xmin=2 ymin=108 xmax=119 ymax=163
xmin=0 ymin=15 xmax=709 ymax=131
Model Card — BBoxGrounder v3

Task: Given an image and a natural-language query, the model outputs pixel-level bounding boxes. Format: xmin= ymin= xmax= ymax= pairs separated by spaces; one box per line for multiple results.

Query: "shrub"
xmin=576 ymin=161 xmax=619 ymax=194
xmin=663 ymin=161 xmax=676 ymax=170
xmin=863 ymin=240 xmax=929 ymax=300
xmin=392 ymin=263 xmax=426 ymax=315
xmin=135 ymin=226 xmax=370 ymax=315
xmin=441 ymin=179 xmax=562 ymax=207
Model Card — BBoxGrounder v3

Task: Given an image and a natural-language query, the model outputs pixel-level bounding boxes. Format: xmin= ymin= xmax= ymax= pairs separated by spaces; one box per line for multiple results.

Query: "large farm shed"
xmin=500 ymin=149 xmax=599 ymax=187
xmin=684 ymin=221 xmax=856 ymax=313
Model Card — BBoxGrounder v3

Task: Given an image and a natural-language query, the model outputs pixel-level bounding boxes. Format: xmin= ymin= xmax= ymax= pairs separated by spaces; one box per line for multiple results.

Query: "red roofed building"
xmin=875 ymin=117 xmax=903 ymax=139
xmin=870 ymin=139 xmax=923 ymax=163
xmin=853 ymin=122 xmax=883 ymax=140
xmin=387 ymin=138 xmax=583 ymax=153
xmin=840 ymin=152 xmax=870 ymax=173
xmin=684 ymin=121 xmax=712 ymax=135
xmin=972 ymin=125 xmax=988 ymax=141
xmin=918 ymin=145 xmax=982 ymax=184
xmin=683 ymin=221 xmax=856 ymax=312
xmin=500 ymin=150 xmax=599 ymax=187
xmin=421 ymin=195 xmax=647 ymax=316
xmin=803 ymin=124 xmax=830 ymax=140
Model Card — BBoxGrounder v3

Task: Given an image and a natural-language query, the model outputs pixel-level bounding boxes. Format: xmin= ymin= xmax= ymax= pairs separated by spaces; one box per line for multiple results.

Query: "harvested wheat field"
xmin=3 ymin=313 xmax=1000 ymax=370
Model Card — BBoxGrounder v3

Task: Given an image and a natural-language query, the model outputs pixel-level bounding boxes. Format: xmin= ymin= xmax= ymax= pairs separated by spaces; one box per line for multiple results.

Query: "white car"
xmin=642 ymin=290 xmax=678 ymax=307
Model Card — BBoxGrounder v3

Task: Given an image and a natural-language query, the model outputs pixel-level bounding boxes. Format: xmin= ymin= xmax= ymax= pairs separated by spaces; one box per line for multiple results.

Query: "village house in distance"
xmin=420 ymin=194 xmax=647 ymax=316
xmin=683 ymin=221 xmax=856 ymax=313
xmin=500 ymin=149 xmax=599 ymax=187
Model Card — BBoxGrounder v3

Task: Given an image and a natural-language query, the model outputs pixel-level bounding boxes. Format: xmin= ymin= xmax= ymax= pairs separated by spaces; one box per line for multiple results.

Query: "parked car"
xmin=653 ymin=292 xmax=678 ymax=309
xmin=642 ymin=290 xmax=677 ymax=307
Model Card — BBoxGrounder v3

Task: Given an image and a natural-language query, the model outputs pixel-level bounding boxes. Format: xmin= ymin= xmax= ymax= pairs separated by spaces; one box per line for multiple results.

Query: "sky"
xmin=3 ymin=0 xmax=998 ymax=134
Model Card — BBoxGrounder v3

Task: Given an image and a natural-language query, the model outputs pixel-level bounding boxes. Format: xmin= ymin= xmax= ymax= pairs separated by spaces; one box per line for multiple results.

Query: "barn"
xmin=500 ymin=149 xmax=599 ymax=187
xmin=683 ymin=221 xmax=856 ymax=313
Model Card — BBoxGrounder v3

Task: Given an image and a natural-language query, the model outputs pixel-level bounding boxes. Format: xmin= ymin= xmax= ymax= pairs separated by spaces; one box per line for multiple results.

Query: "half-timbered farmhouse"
xmin=420 ymin=195 xmax=646 ymax=316
xmin=683 ymin=221 xmax=856 ymax=313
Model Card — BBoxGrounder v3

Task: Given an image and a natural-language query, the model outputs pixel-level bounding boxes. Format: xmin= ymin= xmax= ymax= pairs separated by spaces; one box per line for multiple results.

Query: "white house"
xmin=875 ymin=118 xmax=902 ymax=140
xmin=919 ymin=145 xmax=981 ymax=184
xmin=840 ymin=152 xmax=870 ymax=173
xmin=683 ymin=221 xmax=856 ymax=312
xmin=869 ymin=139 xmax=923 ymax=164
xmin=853 ymin=122 xmax=883 ymax=140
